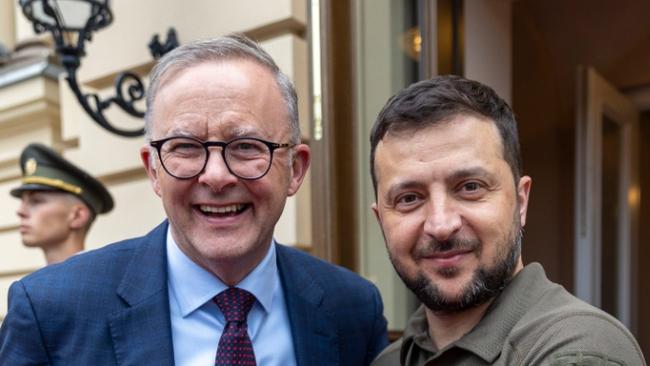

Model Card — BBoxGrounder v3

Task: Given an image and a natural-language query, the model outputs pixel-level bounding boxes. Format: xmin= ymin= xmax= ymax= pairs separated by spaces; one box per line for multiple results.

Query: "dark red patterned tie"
xmin=214 ymin=287 xmax=257 ymax=366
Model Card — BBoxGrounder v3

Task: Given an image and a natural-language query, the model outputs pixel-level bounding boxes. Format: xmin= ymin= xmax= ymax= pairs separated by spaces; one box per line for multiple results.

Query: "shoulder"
xmin=0 ymin=224 xmax=166 ymax=364
xmin=22 ymin=242 xmax=128 ymax=288
xmin=22 ymin=236 xmax=141 ymax=289
xmin=512 ymin=281 xmax=646 ymax=365
xmin=276 ymin=244 xmax=389 ymax=363
xmin=276 ymin=243 xmax=386 ymax=326
xmin=371 ymin=338 xmax=403 ymax=366
xmin=17 ymin=222 xmax=166 ymax=302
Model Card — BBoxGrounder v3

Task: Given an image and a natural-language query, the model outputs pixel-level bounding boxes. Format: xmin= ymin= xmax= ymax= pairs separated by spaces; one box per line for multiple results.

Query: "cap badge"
xmin=25 ymin=158 xmax=38 ymax=176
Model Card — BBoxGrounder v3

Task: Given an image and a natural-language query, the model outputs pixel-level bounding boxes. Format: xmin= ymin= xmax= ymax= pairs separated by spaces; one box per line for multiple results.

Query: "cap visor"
xmin=10 ymin=184 xmax=61 ymax=198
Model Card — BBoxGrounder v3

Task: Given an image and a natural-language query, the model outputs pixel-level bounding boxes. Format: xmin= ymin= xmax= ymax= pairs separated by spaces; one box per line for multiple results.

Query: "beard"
xmin=390 ymin=215 xmax=523 ymax=314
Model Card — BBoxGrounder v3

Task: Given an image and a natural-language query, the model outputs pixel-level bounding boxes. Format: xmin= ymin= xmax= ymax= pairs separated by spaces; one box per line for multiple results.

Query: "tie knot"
xmin=214 ymin=287 xmax=256 ymax=322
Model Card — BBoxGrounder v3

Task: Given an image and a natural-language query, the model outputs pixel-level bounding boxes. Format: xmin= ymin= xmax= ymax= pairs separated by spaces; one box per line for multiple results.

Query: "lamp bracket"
xmin=57 ymin=28 xmax=179 ymax=137
xmin=19 ymin=0 xmax=180 ymax=137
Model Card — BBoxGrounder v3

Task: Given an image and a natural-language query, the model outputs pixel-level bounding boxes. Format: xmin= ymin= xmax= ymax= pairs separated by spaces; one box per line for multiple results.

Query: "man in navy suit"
xmin=0 ymin=34 xmax=388 ymax=365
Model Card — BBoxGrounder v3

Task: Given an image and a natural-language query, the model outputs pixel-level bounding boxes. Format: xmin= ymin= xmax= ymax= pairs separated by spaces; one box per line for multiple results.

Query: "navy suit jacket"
xmin=0 ymin=222 xmax=388 ymax=365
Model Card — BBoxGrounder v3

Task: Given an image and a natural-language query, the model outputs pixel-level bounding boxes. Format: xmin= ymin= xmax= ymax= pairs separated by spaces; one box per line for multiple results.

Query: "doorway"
xmin=575 ymin=66 xmax=640 ymax=332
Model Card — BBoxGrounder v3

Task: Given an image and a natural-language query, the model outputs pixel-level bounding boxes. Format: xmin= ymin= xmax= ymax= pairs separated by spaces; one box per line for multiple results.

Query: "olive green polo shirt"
xmin=372 ymin=263 xmax=646 ymax=366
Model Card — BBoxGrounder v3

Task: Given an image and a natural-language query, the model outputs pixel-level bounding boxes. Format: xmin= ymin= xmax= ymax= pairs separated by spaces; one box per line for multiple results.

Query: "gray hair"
xmin=144 ymin=34 xmax=300 ymax=143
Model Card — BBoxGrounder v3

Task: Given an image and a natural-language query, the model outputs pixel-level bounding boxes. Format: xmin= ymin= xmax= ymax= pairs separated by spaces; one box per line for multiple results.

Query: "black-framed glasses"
xmin=149 ymin=136 xmax=294 ymax=180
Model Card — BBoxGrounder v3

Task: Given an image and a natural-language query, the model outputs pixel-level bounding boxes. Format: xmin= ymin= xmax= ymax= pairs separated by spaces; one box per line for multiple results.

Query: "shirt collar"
xmin=455 ymin=263 xmax=548 ymax=362
xmin=401 ymin=305 xmax=435 ymax=364
xmin=401 ymin=263 xmax=549 ymax=363
xmin=166 ymin=227 xmax=278 ymax=317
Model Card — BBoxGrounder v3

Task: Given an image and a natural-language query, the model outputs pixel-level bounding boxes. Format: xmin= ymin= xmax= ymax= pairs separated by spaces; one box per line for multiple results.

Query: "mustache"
xmin=412 ymin=236 xmax=480 ymax=258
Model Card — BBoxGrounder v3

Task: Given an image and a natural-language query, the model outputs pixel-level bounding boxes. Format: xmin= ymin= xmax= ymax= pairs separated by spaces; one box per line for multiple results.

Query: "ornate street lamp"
xmin=19 ymin=0 xmax=178 ymax=137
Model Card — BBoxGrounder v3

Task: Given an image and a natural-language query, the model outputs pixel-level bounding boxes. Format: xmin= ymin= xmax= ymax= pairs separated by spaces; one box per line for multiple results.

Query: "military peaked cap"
xmin=10 ymin=143 xmax=114 ymax=214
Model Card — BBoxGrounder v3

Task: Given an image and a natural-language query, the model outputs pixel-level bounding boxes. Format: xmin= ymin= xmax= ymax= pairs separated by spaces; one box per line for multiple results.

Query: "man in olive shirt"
xmin=370 ymin=76 xmax=646 ymax=365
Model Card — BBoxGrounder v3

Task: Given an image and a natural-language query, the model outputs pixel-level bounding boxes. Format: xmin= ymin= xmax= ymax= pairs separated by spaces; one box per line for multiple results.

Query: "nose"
xmin=422 ymin=193 xmax=462 ymax=242
xmin=196 ymin=150 xmax=239 ymax=192
xmin=16 ymin=200 xmax=28 ymax=219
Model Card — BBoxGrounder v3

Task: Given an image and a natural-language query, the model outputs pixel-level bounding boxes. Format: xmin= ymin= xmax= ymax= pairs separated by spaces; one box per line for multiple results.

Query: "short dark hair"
xmin=369 ymin=75 xmax=522 ymax=196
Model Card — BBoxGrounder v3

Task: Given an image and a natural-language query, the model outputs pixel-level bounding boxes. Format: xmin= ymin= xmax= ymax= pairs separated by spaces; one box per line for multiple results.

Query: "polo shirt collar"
xmin=401 ymin=263 xmax=548 ymax=363
xmin=166 ymin=227 xmax=277 ymax=318
xmin=454 ymin=263 xmax=548 ymax=362
xmin=401 ymin=306 xmax=434 ymax=364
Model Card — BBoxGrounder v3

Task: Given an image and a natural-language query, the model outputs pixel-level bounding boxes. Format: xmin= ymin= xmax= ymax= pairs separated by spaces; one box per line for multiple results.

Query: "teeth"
xmin=200 ymin=204 xmax=244 ymax=214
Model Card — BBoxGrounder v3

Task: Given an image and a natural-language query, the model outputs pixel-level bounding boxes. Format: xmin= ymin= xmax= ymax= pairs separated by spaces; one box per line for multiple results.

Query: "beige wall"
xmin=0 ymin=1 xmax=15 ymax=50
xmin=0 ymin=0 xmax=309 ymax=320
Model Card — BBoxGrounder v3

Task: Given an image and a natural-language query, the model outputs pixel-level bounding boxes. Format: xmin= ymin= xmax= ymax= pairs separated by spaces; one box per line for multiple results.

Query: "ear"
xmin=371 ymin=202 xmax=381 ymax=223
xmin=287 ymin=144 xmax=311 ymax=196
xmin=516 ymin=175 xmax=532 ymax=227
xmin=141 ymin=145 xmax=162 ymax=197
xmin=68 ymin=204 xmax=91 ymax=230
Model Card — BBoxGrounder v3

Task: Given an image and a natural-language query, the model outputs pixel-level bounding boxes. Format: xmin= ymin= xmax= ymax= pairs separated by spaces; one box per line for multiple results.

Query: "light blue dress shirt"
xmin=166 ymin=229 xmax=297 ymax=365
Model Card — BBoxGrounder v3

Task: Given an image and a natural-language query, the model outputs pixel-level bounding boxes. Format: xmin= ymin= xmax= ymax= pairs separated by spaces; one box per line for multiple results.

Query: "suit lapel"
xmin=277 ymin=245 xmax=340 ymax=366
xmin=108 ymin=222 xmax=175 ymax=365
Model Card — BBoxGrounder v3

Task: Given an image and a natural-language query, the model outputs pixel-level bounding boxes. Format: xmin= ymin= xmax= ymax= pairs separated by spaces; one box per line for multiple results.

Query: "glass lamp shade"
xmin=20 ymin=0 xmax=112 ymax=33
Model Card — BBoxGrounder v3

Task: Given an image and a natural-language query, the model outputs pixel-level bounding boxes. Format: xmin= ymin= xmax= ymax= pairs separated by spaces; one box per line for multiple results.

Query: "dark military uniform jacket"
xmin=372 ymin=263 xmax=646 ymax=366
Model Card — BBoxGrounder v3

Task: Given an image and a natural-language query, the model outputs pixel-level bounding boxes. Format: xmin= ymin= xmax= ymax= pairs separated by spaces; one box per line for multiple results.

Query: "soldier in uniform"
xmin=10 ymin=143 xmax=113 ymax=265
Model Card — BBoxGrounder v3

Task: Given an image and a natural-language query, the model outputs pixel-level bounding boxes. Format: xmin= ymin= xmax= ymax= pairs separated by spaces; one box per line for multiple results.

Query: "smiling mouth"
xmin=197 ymin=203 xmax=249 ymax=217
xmin=429 ymin=249 xmax=473 ymax=260
xmin=419 ymin=249 xmax=475 ymax=270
